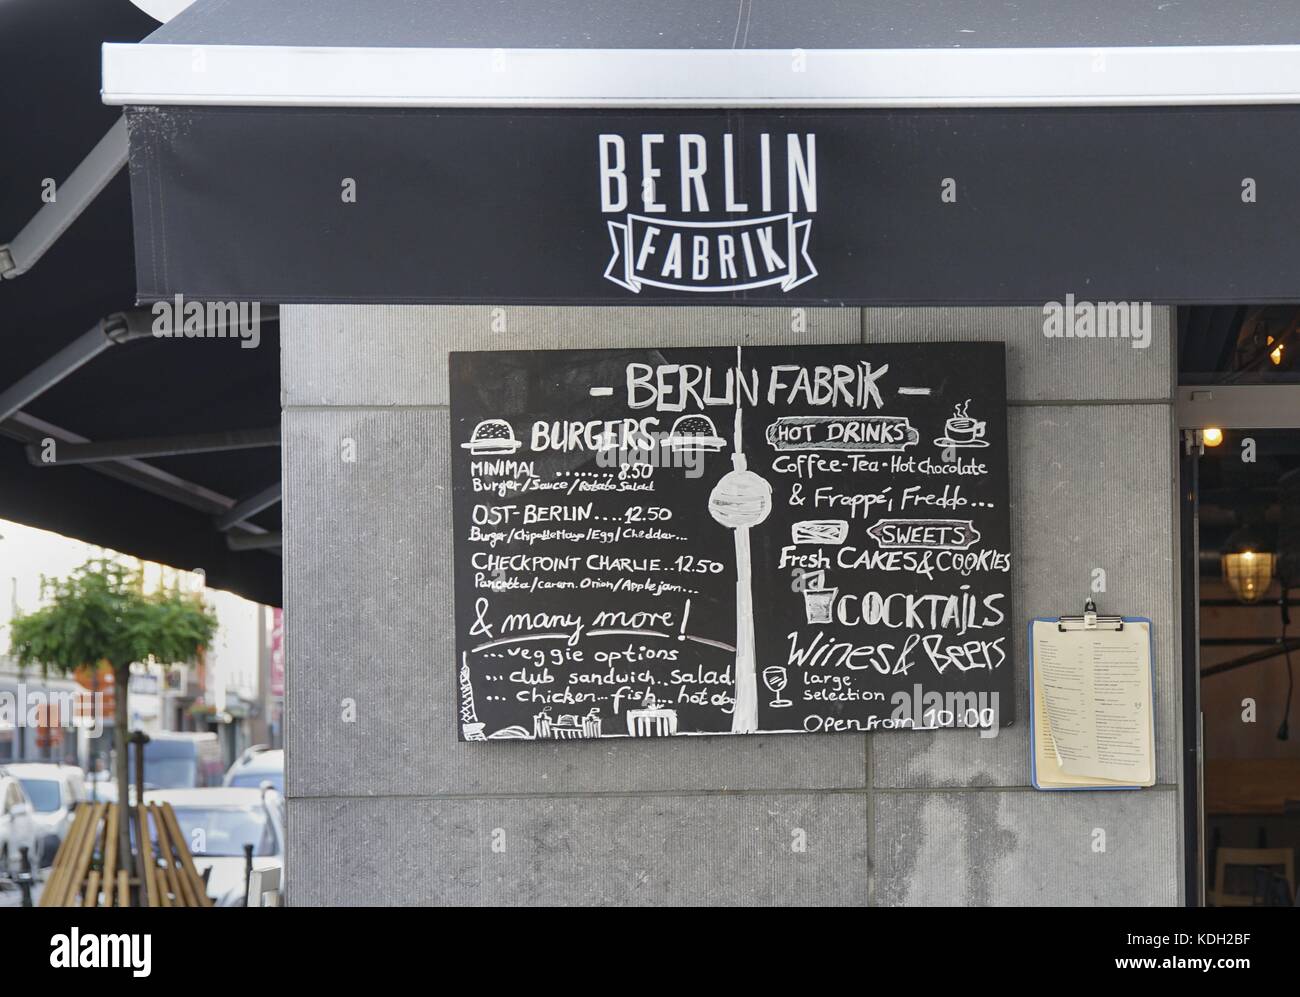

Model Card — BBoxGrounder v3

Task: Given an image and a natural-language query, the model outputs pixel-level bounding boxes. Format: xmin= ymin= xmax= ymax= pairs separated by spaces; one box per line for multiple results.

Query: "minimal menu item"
xmin=450 ymin=343 xmax=1013 ymax=742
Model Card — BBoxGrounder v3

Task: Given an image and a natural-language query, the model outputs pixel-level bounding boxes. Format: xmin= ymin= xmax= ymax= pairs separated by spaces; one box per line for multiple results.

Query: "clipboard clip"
xmin=1058 ymin=597 xmax=1125 ymax=632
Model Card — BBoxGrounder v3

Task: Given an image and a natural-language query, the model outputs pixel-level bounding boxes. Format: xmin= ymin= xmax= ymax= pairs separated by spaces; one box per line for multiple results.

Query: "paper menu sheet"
xmin=1031 ymin=620 xmax=1154 ymax=788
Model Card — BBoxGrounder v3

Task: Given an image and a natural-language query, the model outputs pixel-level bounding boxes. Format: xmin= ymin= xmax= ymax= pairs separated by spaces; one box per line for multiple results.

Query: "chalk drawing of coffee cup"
xmin=800 ymin=570 xmax=838 ymax=624
xmin=933 ymin=399 xmax=989 ymax=448
xmin=462 ymin=418 xmax=522 ymax=455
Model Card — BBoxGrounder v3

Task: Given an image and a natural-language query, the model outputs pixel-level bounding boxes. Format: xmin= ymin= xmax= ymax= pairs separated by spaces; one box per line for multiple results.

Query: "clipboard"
xmin=1029 ymin=600 xmax=1155 ymax=791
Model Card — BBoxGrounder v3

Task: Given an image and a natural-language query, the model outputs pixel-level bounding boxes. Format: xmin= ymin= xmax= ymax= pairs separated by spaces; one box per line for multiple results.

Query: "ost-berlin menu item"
xmin=450 ymin=343 xmax=1012 ymax=742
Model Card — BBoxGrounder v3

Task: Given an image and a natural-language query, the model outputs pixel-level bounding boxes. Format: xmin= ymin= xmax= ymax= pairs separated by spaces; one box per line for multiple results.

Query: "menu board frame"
xmin=450 ymin=342 xmax=1013 ymax=743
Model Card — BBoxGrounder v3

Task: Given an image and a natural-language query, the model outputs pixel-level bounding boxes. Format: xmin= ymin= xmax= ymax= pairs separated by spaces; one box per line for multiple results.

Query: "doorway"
xmin=1180 ymin=306 xmax=1300 ymax=906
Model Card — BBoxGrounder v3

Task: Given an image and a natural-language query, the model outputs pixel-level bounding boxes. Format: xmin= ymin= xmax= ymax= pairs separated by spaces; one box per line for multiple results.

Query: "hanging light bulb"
xmin=1267 ymin=336 xmax=1285 ymax=366
xmin=1220 ymin=524 xmax=1276 ymax=604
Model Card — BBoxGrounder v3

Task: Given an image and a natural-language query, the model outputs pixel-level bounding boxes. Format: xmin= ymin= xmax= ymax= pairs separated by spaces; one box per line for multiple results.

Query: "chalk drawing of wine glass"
xmin=762 ymin=666 xmax=792 ymax=708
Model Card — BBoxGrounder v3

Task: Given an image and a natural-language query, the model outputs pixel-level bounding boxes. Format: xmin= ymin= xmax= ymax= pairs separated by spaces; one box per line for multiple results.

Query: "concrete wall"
xmin=280 ymin=304 xmax=1182 ymax=906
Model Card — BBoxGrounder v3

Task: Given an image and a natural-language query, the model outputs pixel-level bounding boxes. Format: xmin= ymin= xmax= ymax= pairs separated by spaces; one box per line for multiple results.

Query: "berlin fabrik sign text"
xmin=598 ymin=131 xmax=818 ymax=294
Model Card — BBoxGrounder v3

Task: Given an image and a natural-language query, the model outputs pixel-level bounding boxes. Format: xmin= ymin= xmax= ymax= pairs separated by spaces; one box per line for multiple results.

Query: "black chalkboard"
xmin=450 ymin=343 xmax=1012 ymax=742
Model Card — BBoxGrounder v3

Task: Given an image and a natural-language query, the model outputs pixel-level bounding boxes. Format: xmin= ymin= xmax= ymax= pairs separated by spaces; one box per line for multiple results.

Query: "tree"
xmin=8 ymin=558 xmax=217 ymax=876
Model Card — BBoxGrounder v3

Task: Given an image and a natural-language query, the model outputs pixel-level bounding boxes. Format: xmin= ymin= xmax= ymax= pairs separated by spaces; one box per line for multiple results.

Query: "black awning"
xmin=103 ymin=0 xmax=1300 ymax=306
xmin=0 ymin=0 xmax=281 ymax=606
xmin=122 ymin=103 xmax=1300 ymax=306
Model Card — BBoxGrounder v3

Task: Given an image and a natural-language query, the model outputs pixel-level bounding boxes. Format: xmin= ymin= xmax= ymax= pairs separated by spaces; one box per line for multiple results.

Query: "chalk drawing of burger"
xmin=462 ymin=418 xmax=522 ymax=455
xmin=665 ymin=414 xmax=727 ymax=454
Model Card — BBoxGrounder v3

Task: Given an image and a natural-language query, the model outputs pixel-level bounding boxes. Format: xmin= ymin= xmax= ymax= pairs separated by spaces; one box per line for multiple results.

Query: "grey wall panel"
xmin=281 ymin=301 xmax=1183 ymax=906
xmin=287 ymin=792 xmax=870 ymax=906
xmin=283 ymin=406 xmax=868 ymax=796
xmin=862 ymin=306 xmax=1171 ymax=402
xmin=282 ymin=305 xmax=860 ymax=407
xmin=873 ymin=788 xmax=1180 ymax=906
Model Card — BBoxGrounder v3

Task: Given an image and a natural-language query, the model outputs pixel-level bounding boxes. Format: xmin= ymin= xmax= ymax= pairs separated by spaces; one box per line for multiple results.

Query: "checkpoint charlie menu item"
xmin=450 ymin=343 xmax=1012 ymax=742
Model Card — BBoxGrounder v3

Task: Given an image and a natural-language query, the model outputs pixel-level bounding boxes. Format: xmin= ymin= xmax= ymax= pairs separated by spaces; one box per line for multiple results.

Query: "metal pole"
xmin=1201 ymin=639 xmax=1300 ymax=676
xmin=215 ymin=482 xmax=282 ymax=532
xmin=27 ymin=427 xmax=281 ymax=466
xmin=130 ymin=729 xmax=150 ymax=798
xmin=0 ymin=117 xmax=128 ymax=279
xmin=1200 ymin=637 xmax=1300 ymax=647
xmin=129 ymin=729 xmax=150 ymax=895
xmin=243 ymin=843 xmax=255 ymax=907
xmin=16 ymin=846 xmax=33 ymax=908
xmin=226 ymin=532 xmax=282 ymax=552
xmin=0 ymin=313 xmax=149 ymax=424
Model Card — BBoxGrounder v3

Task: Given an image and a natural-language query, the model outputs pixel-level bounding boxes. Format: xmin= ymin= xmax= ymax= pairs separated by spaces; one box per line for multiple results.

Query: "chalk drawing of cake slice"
xmin=462 ymin=418 xmax=522 ymax=455
xmin=665 ymin=414 xmax=727 ymax=453
xmin=792 ymin=519 xmax=849 ymax=545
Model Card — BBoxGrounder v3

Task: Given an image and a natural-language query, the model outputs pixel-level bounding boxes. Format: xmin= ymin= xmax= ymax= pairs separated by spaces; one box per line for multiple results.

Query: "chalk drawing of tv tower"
xmin=707 ymin=346 xmax=773 ymax=733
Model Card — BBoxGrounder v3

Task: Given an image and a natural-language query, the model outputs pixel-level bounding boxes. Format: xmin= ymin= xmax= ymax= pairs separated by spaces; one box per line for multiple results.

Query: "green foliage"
xmin=7 ymin=558 xmax=217 ymax=675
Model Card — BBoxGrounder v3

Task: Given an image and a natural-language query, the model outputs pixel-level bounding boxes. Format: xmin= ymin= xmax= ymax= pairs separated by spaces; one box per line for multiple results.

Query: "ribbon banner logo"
xmin=604 ymin=213 xmax=817 ymax=294
xmin=597 ymin=131 xmax=820 ymax=295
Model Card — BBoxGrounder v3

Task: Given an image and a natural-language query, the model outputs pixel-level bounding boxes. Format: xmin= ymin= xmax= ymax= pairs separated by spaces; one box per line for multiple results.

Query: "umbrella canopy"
xmin=0 ymin=0 xmax=281 ymax=605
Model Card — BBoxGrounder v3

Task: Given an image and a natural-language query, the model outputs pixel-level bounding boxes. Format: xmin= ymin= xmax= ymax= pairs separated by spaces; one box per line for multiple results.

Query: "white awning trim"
xmin=103 ymin=43 xmax=1300 ymax=108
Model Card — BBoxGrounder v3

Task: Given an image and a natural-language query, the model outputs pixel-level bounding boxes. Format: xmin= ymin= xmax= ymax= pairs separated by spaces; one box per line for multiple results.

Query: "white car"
xmin=5 ymin=764 xmax=86 ymax=867
xmin=0 ymin=772 xmax=38 ymax=876
xmin=222 ymin=747 xmax=284 ymax=794
xmin=143 ymin=787 xmax=285 ymax=906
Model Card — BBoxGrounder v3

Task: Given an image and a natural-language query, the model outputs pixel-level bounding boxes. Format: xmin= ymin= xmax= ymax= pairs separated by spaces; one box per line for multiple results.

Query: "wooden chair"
xmin=1211 ymin=847 xmax=1295 ymax=906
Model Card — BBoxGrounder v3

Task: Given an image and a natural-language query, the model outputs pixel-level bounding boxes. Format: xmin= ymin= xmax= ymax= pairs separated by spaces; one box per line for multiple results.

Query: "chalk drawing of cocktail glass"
xmin=762 ymin=666 xmax=792 ymax=708
xmin=799 ymin=569 xmax=839 ymax=624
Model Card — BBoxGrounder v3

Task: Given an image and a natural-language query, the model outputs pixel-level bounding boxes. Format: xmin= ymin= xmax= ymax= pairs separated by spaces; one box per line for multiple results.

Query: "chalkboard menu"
xmin=450 ymin=343 xmax=1012 ymax=742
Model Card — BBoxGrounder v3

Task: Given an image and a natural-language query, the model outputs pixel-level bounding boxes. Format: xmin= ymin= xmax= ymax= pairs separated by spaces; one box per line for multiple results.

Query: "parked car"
xmin=87 ymin=732 xmax=225 ymax=805
xmin=143 ymin=786 xmax=285 ymax=906
xmin=0 ymin=771 xmax=38 ymax=876
xmin=129 ymin=731 xmax=224 ymax=789
xmin=5 ymin=763 xmax=86 ymax=866
xmin=223 ymin=747 xmax=283 ymax=794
